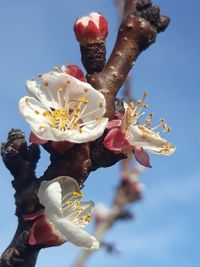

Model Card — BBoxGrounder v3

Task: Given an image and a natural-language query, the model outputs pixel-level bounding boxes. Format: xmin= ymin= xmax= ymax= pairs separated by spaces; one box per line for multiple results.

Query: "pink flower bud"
xmin=64 ymin=64 xmax=87 ymax=82
xmin=74 ymin=12 xmax=108 ymax=44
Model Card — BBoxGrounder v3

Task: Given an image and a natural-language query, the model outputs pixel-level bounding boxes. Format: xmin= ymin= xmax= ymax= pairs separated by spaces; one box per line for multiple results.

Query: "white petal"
xmin=27 ymin=73 xmax=68 ymax=109
xmin=63 ymin=74 xmax=107 ymax=122
xmin=26 ymin=80 xmax=59 ymax=110
xmin=38 ymin=180 xmax=63 ymax=217
xmin=50 ymin=216 xmax=99 ymax=250
xmin=129 ymin=125 xmax=176 ymax=155
xmin=32 ymin=117 xmax=108 ymax=143
xmin=63 ymin=200 xmax=94 ymax=228
xmin=63 ymin=117 xmax=108 ymax=143
xmin=80 ymin=201 xmax=95 ymax=216
xmin=19 ymin=96 xmax=49 ymax=125
xmin=23 ymin=71 xmax=108 ymax=143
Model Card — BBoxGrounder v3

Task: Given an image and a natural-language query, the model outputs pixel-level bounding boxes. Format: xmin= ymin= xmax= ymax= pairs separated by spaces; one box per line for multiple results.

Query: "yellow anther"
xmin=123 ymin=105 xmax=133 ymax=132
xmin=130 ymin=102 xmax=135 ymax=109
xmin=73 ymin=122 xmax=78 ymax=129
xmin=76 ymin=107 xmax=81 ymax=112
xmin=143 ymin=91 xmax=148 ymax=97
xmin=66 ymin=80 xmax=71 ymax=85
xmin=79 ymin=97 xmax=88 ymax=104
xmin=72 ymin=191 xmax=84 ymax=198
xmin=84 ymin=213 xmax=91 ymax=223
xmin=84 ymin=88 xmax=89 ymax=93
xmin=145 ymin=117 xmax=151 ymax=126
xmin=150 ymin=112 xmax=154 ymax=117
xmin=76 ymin=202 xmax=83 ymax=211
xmin=39 ymin=126 xmax=45 ymax=130
xmin=43 ymin=111 xmax=49 ymax=116
xmin=54 ymin=66 xmax=61 ymax=71
xmin=34 ymin=110 xmax=40 ymax=115
xmin=66 ymin=200 xmax=73 ymax=206
xmin=43 ymin=81 xmax=49 ymax=87
xmin=96 ymin=115 xmax=102 ymax=121
xmin=74 ymin=113 xmax=79 ymax=118
xmin=161 ymin=144 xmax=172 ymax=154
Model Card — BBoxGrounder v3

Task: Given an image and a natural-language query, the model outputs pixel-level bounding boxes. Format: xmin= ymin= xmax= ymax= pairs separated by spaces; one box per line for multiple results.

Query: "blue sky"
xmin=0 ymin=1 xmax=199 ymax=267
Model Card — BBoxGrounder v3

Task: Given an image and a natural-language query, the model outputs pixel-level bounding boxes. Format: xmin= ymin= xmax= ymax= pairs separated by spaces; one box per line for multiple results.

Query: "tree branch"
xmin=87 ymin=0 xmax=170 ymax=118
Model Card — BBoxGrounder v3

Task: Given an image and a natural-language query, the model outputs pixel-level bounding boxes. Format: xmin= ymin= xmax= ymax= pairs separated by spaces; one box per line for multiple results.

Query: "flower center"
xmin=42 ymin=97 xmax=89 ymax=133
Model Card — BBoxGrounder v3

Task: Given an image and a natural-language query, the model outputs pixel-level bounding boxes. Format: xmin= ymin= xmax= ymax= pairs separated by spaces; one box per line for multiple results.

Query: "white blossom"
xmin=19 ymin=71 xmax=108 ymax=143
xmin=38 ymin=176 xmax=99 ymax=250
xmin=122 ymin=92 xmax=176 ymax=155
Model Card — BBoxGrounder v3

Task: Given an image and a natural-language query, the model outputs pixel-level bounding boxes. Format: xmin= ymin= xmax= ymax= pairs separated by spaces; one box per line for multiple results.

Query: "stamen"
xmin=39 ymin=126 xmax=45 ymax=130
xmin=64 ymin=87 xmax=69 ymax=112
xmin=54 ymin=66 xmax=61 ymax=71
xmin=144 ymin=112 xmax=154 ymax=128
xmin=72 ymin=191 xmax=84 ymax=198
xmin=67 ymin=200 xmax=73 ymax=206
xmin=79 ymin=97 xmax=88 ymax=104
xmin=57 ymin=87 xmax=64 ymax=108
xmin=99 ymin=103 xmax=104 ymax=108
xmin=43 ymin=81 xmax=49 ymax=87
xmin=84 ymin=213 xmax=91 ymax=223
xmin=80 ymin=107 xmax=103 ymax=120
xmin=96 ymin=115 xmax=102 ymax=121
xmin=76 ymin=202 xmax=83 ymax=212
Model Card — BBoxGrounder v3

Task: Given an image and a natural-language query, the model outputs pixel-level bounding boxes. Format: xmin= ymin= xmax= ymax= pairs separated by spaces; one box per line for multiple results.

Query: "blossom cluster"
xmin=18 ymin=11 xmax=175 ymax=252
xmin=19 ymin=65 xmax=175 ymax=249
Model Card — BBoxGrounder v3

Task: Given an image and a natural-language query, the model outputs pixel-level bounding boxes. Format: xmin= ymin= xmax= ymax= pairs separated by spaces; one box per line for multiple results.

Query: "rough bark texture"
xmin=0 ymin=0 xmax=170 ymax=266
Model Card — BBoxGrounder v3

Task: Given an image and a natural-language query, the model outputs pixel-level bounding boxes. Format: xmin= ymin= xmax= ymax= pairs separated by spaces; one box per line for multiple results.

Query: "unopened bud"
xmin=62 ymin=64 xmax=86 ymax=82
xmin=74 ymin=12 xmax=108 ymax=45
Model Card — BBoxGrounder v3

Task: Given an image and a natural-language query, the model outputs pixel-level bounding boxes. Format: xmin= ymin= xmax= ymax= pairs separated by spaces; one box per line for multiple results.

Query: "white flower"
xmin=122 ymin=91 xmax=176 ymax=155
xmin=19 ymin=71 xmax=108 ymax=143
xmin=38 ymin=176 xmax=99 ymax=250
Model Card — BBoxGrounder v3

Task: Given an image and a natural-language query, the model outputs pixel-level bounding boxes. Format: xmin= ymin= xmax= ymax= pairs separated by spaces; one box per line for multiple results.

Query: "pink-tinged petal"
xmin=99 ymin=15 xmax=108 ymax=38
xmin=64 ymin=65 xmax=86 ymax=82
xmin=86 ymin=20 xmax=99 ymax=39
xmin=29 ymin=215 xmax=65 ymax=248
xmin=116 ymin=113 xmax=124 ymax=120
xmin=106 ymin=119 xmax=122 ymax=129
xmin=103 ymin=128 xmax=133 ymax=152
xmin=50 ymin=141 xmax=74 ymax=155
xmin=74 ymin=21 xmax=85 ymax=42
xmin=23 ymin=209 xmax=44 ymax=221
xmin=134 ymin=147 xmax=152 ymax=168
xmin=29 ymin=132 xmax=48 ymax=145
